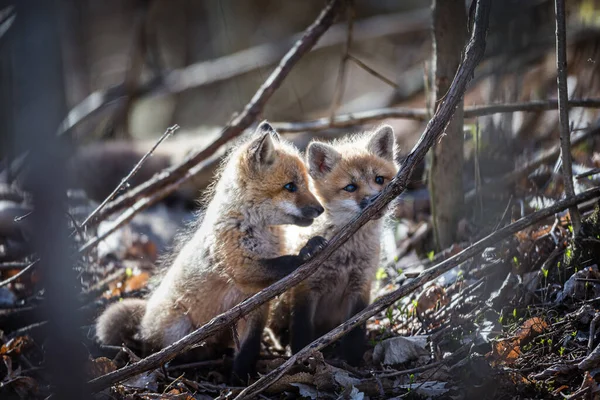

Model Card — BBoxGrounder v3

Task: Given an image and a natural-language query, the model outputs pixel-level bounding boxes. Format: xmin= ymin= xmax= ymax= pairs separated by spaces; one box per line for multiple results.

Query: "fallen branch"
xmin=271 ymin=98 xmax=600 ymax=133
xmin=88 ymin=0 xmax=490 ymax=391
xmin=235 ymin=186 xmax=600 ymax=400
xmin=83 ymin=0 xmax=343 ymax=232
xmin=555 ymin=0 xmax=582 ymax=234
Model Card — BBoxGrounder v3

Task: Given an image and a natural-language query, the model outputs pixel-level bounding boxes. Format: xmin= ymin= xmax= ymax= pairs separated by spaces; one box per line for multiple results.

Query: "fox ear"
xmin=367 ymin=125 xmax=395 ymax=161
xmin=249 ymin=131 xmax=277 ymax=170
xmin=307 ymin=142 xmax=341 ymax=179
xmin=256 ymin=120 xmax=281 ymax=142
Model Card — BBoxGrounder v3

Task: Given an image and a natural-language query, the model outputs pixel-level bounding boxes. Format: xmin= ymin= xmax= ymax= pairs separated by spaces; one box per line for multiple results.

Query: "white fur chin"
xmin=279 ymin=200 xmax=303 ymax=218
xmin=327 ymin=199 xmax=361 ymax=225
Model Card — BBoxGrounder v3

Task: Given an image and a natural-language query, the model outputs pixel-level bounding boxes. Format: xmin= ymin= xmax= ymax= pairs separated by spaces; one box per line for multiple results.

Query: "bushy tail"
xmin=95 ymin=299 xmax=147 ymax=348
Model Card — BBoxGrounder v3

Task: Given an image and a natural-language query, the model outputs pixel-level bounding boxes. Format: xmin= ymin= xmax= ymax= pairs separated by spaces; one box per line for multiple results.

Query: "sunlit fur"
xmin=270 ymin=125 xmax=399 ymax=346
xmin=96 ymin=122 xmax=322 ymax=359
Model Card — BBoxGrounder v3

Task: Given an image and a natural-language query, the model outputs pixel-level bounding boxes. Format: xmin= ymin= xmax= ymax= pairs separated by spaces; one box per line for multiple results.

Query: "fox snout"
xmin=360 ymin=194 xmax=387 ymax=219
xmin=301 ymin=205 xmax=324 ymax=219
xmin=359 ymin=195 xmax=377 ymax=210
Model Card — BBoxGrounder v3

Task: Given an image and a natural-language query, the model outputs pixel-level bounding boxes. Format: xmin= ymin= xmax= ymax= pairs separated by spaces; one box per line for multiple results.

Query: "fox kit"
xmin=270 ymin=125 xmax=399 ymax=364
xmin=96 ymin=121 xmax=326 ymax=383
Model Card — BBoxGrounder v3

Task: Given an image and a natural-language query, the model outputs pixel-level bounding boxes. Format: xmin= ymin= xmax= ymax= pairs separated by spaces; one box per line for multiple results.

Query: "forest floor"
xmin=1 ymin=130 xmax=600 ymax=399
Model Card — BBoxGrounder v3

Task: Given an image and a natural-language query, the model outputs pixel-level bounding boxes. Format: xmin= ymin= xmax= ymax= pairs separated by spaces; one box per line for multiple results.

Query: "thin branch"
xmin=83 ymin=0 xmax=344 ymax=231
xmin=235 ymin=186 xmax=600 ymax=400
xmin=88 ymin=0 xmax=489 ymax=391
xmin=577 ymin=167 xmax=600 ymax=180
xmin=0 ymin=260 xmax=38 ymax=288
xmin=80 ymin=124 xmax=179 ymax=227
xmin=554 ymin=0 xmax=582 ymax=234
xmin=0 ymin=261 xmax=33 ymax=271
xmin=347 ymin=53 xmax=398 ymax=89
xmin=272 ymin=99 xmax=600 ymax=133
xmin=329 ymin=0 xmax=354 ymax=121
xmin=78 ymin=150 xmax=223 ymax=254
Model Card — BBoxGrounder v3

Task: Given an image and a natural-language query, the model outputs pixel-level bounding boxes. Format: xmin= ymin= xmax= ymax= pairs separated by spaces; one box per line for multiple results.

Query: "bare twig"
xmin=554 ymin=0 xmax=582 ymax=234
xmin=329 ymin=0 xmax=354 ymax=121
xmin=84 ymin=0 xmax=344 ymax=231
xmin=272 ymin=99 xmax=600 ymax=133
xmin=347 ymin=53 xmax=398 ymax=89
xmin=80 ymin=124 xmax=179 ymax=227
xmin=235 ymin=187 xmax=600 ymax=399
xmin=88 ymin=0 xmax=486 ymax=390
xmin=588 ymin=313 xmax=600 ymax=355
xmin=375 ymin=360 xmax=445 ymax=379
xmin=576 ymin=167 xmax=600 ymax=180
xmin=0 ymin=260 xmax=38 ymax=288
xmin=0 ymin=261 xmax=33 ymax=271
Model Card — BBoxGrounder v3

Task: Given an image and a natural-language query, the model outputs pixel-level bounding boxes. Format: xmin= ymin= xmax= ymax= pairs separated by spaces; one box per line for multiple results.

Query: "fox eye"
xmin=283 ymin=182 xmax=297 ymax=192
xmin=343 ymin=184 xmax=357 ymax=192
xmin=375 ymin=176 xmax=385 ymax=185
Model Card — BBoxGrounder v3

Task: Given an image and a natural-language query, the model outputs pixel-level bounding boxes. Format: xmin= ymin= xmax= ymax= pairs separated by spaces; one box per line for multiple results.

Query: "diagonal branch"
xmin=271 ymin=99 xmax=600 ymax=133
xmin=84 ymin=0 xmax=344 ymax=230
xmin=81 ymin=124 xmax=179 ymax=227
xmin=88 ymin=0 xmax=491 ymax=392
xmin=234 ymin=189 xmax=600 ymax=399
xmin=554 ymin=0 xmax=582 ymax=234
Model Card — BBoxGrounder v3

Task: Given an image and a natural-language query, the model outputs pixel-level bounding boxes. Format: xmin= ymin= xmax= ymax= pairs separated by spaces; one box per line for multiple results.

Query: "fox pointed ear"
xmin=307 ymin=142 xmax=341 ymax=179
xmin=367 ymin=125 xmax=395 ymax=161
xmin=249 ymin=131 xmax=277 ymax=170
xmin=256 ymin=120 xmax=281 ymax=142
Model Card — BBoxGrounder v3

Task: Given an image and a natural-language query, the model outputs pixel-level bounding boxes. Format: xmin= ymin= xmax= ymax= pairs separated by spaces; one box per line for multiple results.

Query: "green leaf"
xmin=376 ymin=267 xmax=388 ymax=281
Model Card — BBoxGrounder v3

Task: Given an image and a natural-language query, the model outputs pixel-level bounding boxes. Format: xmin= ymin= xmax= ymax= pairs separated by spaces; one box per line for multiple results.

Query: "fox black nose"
xmin=302 ymin=205 xmax=324 ymax=219
xmin=360 ymin=196 xmax=375 ymax=210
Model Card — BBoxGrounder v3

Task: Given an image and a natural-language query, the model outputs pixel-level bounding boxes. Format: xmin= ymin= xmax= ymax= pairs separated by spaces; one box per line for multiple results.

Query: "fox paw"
xmin=299 ymin=236 xmax=328 ymax=261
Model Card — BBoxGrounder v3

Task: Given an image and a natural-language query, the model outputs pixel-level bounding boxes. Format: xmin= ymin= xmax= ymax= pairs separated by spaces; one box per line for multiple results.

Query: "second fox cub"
xmin=271 ymin=125 xmax=399 ymax=364
xmin=95 ymin=121 xmax=326 ymax=384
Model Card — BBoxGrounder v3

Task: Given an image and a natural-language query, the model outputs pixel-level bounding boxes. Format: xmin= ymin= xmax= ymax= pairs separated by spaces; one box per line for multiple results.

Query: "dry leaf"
xmin=488 ymin=317 xmax=547 ymax=366
xmin=125 ymin=271 xmax=150 ymax=292
xmin=0 ymin=336 xmax=33 ymax=356
xmin=86 ymin=357 xmax=117 ymax=379
xmin=515 ymin=317 xmax=548 ymax=341
xmin=6 ymin=376 xmax=38 ymax=398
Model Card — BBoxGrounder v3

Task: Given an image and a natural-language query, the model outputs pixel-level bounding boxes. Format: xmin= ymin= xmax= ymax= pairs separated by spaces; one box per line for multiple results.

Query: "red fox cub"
xmin=95 ymin=121 xmax=326 ymax=384
xmin=270 ymin=125 xmax=399 ymax=365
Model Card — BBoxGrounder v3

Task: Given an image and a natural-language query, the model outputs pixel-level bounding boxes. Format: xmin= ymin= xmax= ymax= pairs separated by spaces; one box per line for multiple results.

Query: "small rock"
xmin=373 ymin=335 xmax=429 ymax=365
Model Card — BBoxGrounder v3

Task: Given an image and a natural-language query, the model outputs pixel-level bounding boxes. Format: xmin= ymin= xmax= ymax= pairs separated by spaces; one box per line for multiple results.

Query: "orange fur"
xmin=96 ymin=122 xmax=323 ymax=379
xmin=270 ymin=125 xmax=399 ymax=356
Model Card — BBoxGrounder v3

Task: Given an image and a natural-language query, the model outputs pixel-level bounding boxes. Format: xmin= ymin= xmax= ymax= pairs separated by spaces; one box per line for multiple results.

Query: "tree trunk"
xmin=428 ymin=0 xmax=467 ymax=250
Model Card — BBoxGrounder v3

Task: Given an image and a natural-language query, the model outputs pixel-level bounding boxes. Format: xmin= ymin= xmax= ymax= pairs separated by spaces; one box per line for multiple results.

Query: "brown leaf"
xmin=515 ymin=317 xmax=548 ymax=341
xmin=0 ymin=336 xmax=33 ymax=356
xmin=487 ymin=317 xmax=548 ymax=367
xmin=6 ymin=376 xmax=38 ymax=398
xmin=86 ymin=357 xmax=117 ymax=379
xmin=416 ymin=284 xmax=449 ymax=317
xmin=124 ymin=271 xmax=150 ymax=292
xmin=488 ymin=338 xmax=521 ymax=367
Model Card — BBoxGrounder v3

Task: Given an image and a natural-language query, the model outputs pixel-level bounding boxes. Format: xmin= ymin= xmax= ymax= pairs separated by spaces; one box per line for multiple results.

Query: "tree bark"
xmin=428 ymin=0 xmax=468 ymax=250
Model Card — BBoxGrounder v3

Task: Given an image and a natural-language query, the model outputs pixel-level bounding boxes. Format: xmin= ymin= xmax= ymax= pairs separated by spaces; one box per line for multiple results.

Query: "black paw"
xmin=299 ymin=236 xmax=328 ymax=261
